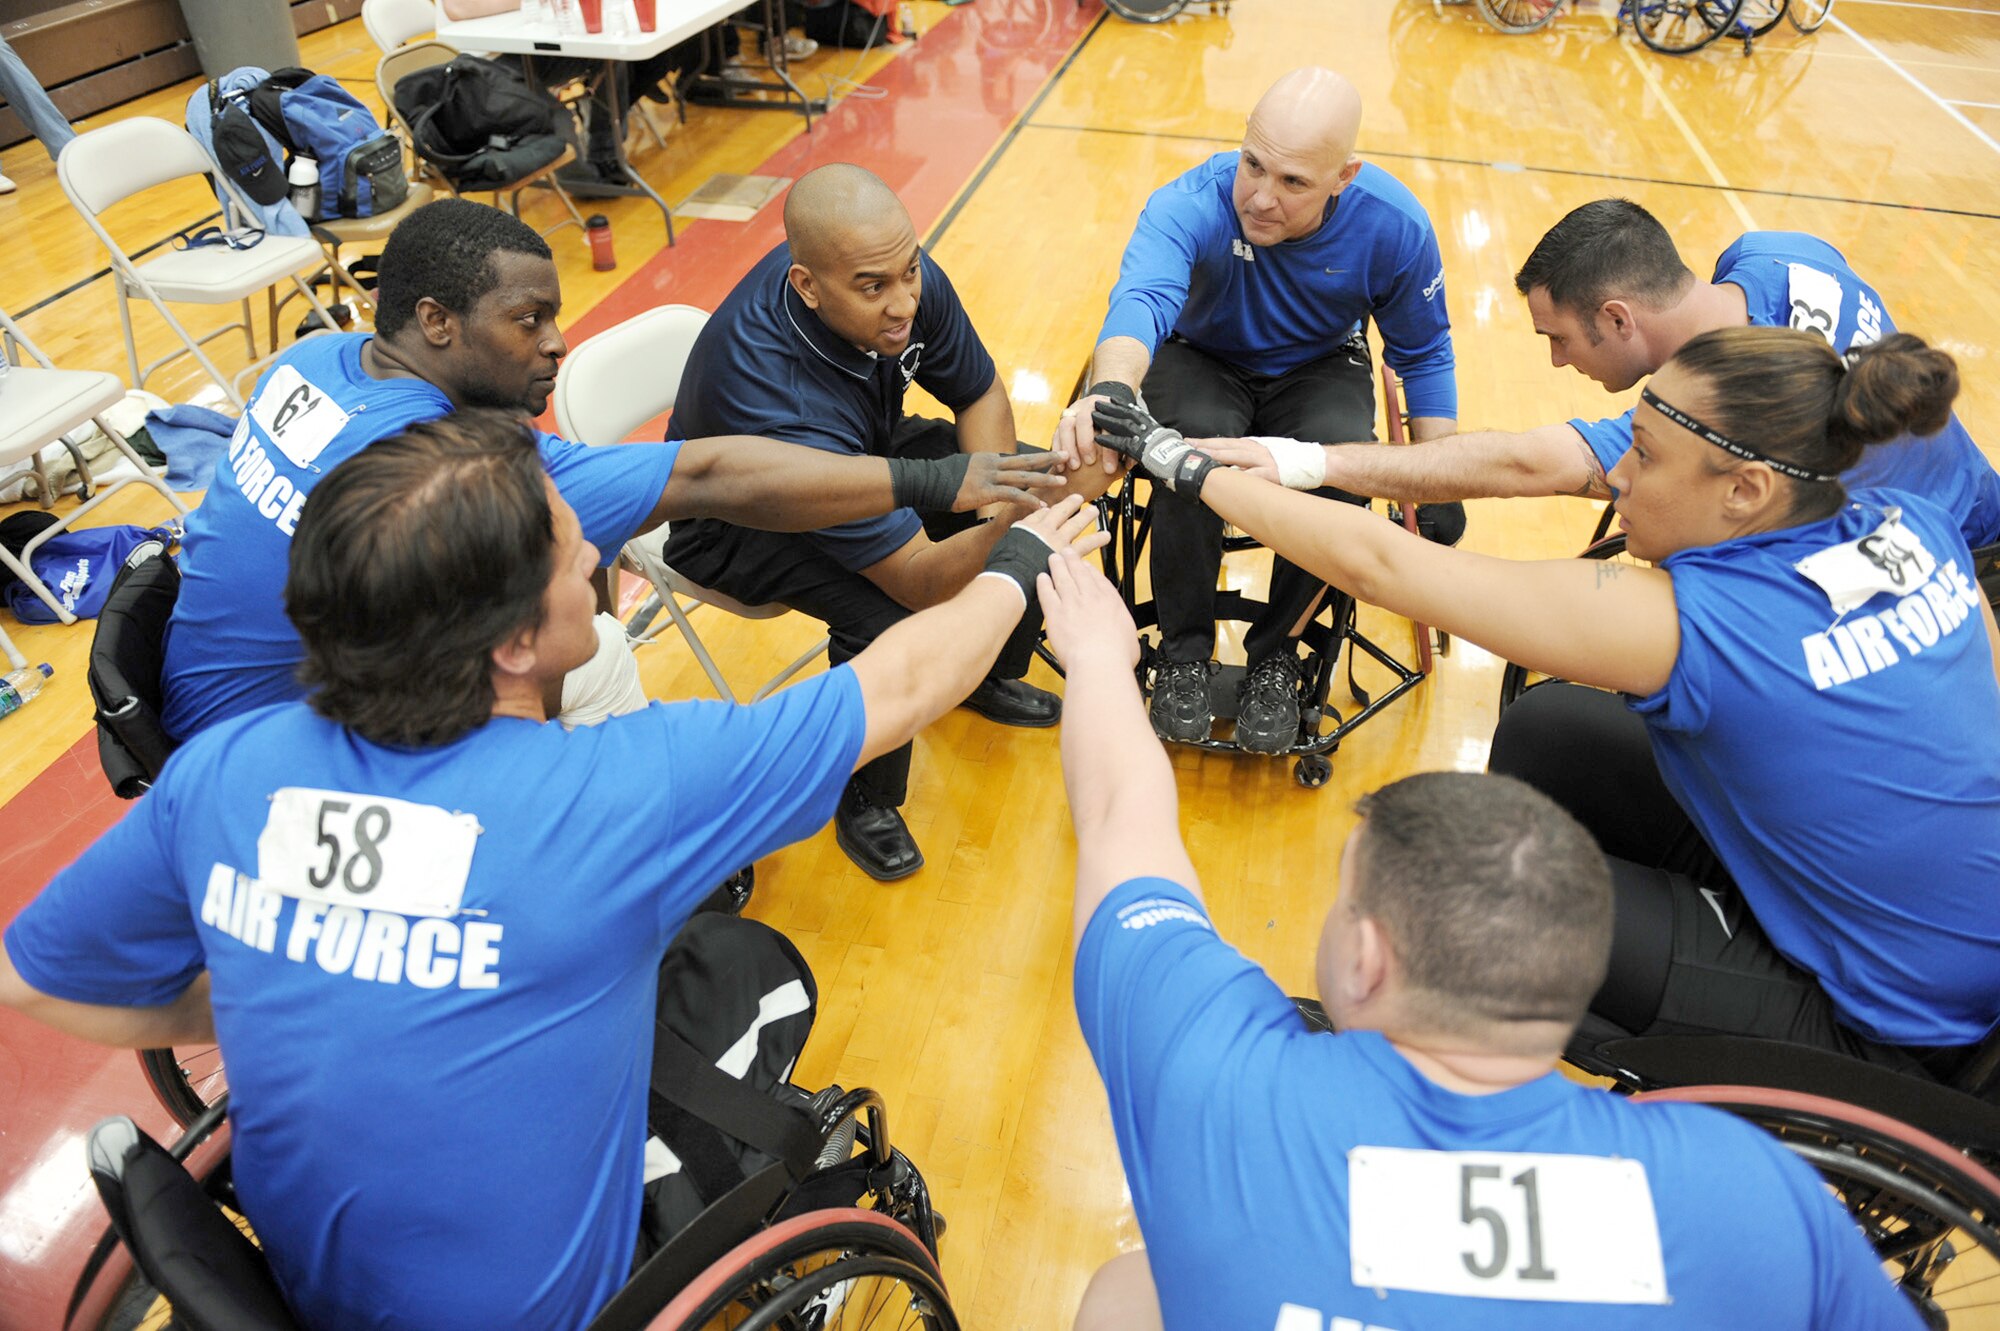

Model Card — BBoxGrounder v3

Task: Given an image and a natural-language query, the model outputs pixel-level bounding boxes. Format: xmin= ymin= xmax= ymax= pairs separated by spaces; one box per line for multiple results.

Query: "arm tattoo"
xmin=1560 ymin=438 xmax=1615 ymax=500
xmin=1594 ymin=560 xmax=1626 ymax=589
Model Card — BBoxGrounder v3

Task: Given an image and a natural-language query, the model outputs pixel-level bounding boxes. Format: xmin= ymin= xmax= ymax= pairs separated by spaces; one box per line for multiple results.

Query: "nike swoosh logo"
xmin=1699 ymin=887 xmax=1734 ymax=940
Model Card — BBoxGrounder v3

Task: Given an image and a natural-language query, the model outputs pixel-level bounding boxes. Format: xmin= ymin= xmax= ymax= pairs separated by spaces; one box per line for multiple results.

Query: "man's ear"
xmin=1599 ymin=299 xmax=1638 ymax=342
xmin=415 ymin=295 xmax=457 ymax=349
xmin=1335 ymin=155 xmax=1363 ymax=191
xmin=490 ymin=624 xmax=539 ymax=681
xmin=1352 ymin=915 xmax=1394 ymax=1010
xmin=788 ymin=263 xmax=822 ymax=312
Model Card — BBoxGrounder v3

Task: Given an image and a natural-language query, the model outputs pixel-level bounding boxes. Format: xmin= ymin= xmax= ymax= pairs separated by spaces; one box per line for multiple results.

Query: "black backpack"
xmin=392 ymin=55 xmax=573 ymax=190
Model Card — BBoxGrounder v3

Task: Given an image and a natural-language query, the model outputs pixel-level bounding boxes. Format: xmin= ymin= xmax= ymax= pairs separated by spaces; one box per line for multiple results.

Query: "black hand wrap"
xmin=979 ymin=524 xmax=1055 ymax=604
xmin=886 ymin=452 xmax=970 ymax=513
xmin=1092 ymin=400 xmax=1216 ymax=498
xmin=1087 ymin=380 xmax=1138 ymax=409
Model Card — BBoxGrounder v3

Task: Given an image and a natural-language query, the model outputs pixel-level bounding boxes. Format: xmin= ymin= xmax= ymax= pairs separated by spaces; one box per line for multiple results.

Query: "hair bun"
xmin=1831 ymin=333 xmax=1959 ymax=451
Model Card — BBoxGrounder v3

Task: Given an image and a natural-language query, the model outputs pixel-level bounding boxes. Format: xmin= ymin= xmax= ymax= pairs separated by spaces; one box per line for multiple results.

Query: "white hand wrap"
xmin=1255 ymin=435 xmax=1328 ymax=491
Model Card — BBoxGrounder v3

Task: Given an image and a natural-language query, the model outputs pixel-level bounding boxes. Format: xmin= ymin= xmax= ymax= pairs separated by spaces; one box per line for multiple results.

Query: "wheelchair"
xmin=1056 ymin=363 xmax=1442 ymax=789
xmin=66 ymin=1083 xmax=954 ymax=1330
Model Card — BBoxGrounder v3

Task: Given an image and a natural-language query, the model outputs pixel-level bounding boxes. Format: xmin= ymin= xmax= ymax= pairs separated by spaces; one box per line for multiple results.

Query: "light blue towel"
xmin=147 ymin=404 xmax=239 ymax=492
xmin=184 ymin=71 xmax=311 ymax=238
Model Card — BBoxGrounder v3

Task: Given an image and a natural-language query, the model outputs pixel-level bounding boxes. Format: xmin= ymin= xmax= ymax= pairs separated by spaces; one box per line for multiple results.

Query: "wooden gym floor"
xmin=1 ymin=0 xmax=1997 ymax=1324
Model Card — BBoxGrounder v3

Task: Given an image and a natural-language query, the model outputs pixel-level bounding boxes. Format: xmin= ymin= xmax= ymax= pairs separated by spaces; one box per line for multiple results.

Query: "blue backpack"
xmin=214 ymin=66 xmax=409 ymax=220
xmin=1 ymin=516 xmax=178 ymax=626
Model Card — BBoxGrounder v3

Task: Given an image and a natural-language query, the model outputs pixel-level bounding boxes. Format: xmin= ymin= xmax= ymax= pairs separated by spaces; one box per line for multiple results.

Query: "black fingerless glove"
xmin=1091 ymin=400 xmax=1216 ymax=497
xmin=977 ymin=524 xmax=1055 ymax=605
xmin=1088 ymin=380 xmax=1138 ymax=409
xmin=886 ymin=453 xmax=970 ymax=513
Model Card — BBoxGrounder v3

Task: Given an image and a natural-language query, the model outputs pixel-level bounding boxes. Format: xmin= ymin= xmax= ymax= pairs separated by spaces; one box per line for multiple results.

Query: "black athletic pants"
xmin=1143 ymin=334 xmax=1375 ymax=665
xmin=1489 ymin=682 xmax=1973 ymax=1080
xmin=663 ymin=418 xmax=1043 ymax=809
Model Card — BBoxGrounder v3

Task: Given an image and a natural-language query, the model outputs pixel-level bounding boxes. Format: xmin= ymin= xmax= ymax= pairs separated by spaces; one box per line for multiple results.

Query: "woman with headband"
xmin=1092 ymin=325 xmax=2000 ymax=1080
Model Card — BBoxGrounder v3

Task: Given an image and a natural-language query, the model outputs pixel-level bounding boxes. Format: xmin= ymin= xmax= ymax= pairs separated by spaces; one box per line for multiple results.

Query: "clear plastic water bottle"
xmin=0 ymin=663 xmax=53 ymax=720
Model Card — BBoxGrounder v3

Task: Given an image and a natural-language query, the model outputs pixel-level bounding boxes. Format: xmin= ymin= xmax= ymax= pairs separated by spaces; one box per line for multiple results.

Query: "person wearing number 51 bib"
xmin=1094 ymin=326 xmax=2000 ymax=1081
xmin=1040 ymin=536 xmax=1918 ymax=1329
xmin=0 ymin=412 xmax=1105 ymax=1331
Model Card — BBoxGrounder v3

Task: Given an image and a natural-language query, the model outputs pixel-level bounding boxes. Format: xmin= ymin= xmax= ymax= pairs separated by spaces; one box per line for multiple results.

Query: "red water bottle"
xmin=587 ymin=214 xmax=616 ymax=271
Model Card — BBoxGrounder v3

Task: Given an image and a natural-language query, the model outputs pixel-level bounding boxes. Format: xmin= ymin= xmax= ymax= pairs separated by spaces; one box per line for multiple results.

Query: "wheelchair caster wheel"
xmin=697 ymin=865 xmax=755 ymax=916
xmin=1293 ymin=754 xmax=1332 ymax=788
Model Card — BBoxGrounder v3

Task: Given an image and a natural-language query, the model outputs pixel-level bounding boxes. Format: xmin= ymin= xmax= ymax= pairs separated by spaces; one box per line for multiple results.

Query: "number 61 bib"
xmin=1347 ymin=1146 xmax=1669 ymax=1305
xmin=257 ymin=787 xmax=482 ymax=918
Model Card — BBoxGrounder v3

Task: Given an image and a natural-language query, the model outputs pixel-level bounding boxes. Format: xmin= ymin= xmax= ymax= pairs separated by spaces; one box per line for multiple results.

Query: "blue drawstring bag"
xmin=2 ymin=516 xmax=178 ymax=625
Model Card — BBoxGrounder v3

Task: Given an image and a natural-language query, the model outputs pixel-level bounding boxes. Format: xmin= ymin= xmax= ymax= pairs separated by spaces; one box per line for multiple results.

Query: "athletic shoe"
xmin=1149 ymin=658 xmax=1214 ymax=743
xmin=959 ymin=676 xmax=1060 ymax=727
xmin=0 ymin=173 xmax=15 ymax=195
xmin=1235 ymin=652 xmax=1303 ymax=755
xmin=835 ymin=787 xmax=923 ymax=881
xmin=780 ymin=33 xmax=818 ymax=58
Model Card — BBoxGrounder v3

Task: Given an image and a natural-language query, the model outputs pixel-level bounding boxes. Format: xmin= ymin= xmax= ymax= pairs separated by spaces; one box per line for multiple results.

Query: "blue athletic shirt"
xmin=161 ymin=334 xmax=681 ymax=740
xmin=1570 ymin=232 xmax=2000 ymax=545
xmin=1075 ymin=877 xmax=1921 ymax=1331
xmin=664 ymin=242 xmax=998 ymax=573
xmin=1634 ymin=488 xmax=2000 ymax=1046
xmin=1098 ymin=154 xmax=1457 ymax=419
xmin=6 ymin=670 xmax=866 ymax=1331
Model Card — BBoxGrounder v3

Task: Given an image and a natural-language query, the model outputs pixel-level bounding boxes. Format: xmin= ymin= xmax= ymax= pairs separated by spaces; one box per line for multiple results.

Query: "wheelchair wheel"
xmin=646 ymin=1208 xmax=957 ymax=1330
xmin=1474 ymin=0 xmax=1564 ymax=32
xmin=1787 ymin=0 xmax=1833 ymax=29
xmin=1736 ymin=0 xmax=1787 ymax=33
xmin=1631 ymin=0 xmax=1743 ymax=51
xmin=140 ymin=1044 xmax=228 ymax=1128
xmin=1496 ymin=533 xmax=1639 ymax=712
xmin=1636 ymin=1085 xmax=2000 ymax=1327
xmin=1103 ymin=0 xmax=1189 ymax=20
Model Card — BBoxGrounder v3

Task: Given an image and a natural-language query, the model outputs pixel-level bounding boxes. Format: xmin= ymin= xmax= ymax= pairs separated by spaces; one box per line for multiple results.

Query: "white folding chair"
xmin=56 ymin=118 xmax=344 ymax=409
xmin=552 ymin=304 xmax=828 ymax=704
xmin=0 ymin=306 xmax=190 ymax=638
xmin=362 ymin=0 xmax=439 ymax=53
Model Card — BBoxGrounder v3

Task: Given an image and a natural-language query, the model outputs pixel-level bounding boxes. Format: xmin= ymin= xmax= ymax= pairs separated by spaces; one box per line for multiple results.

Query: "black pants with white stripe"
xmin=1489 ymin=681 xmax=1972 ymax=1081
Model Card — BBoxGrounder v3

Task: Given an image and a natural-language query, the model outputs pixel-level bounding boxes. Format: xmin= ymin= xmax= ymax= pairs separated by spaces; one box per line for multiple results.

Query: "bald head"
xmin=1233 ymin=68 xmax=1365 ymax=246
xmin=784 ymin=163 xmax=912 ymax=274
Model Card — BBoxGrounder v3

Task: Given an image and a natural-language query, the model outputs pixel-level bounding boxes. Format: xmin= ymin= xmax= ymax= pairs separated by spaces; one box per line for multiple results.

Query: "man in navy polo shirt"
xmin=662 ymin=163 xmax=1109 ymax=880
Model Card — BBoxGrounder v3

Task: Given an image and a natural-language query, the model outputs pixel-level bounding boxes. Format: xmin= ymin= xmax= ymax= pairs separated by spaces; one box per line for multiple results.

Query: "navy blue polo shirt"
xmin=667 ymin=242 xmax=998 ymax=572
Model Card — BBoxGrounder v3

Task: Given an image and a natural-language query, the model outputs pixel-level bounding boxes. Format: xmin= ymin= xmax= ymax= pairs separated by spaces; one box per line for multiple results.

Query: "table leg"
xmin=544 ymin=58 xmax=679 ymax=247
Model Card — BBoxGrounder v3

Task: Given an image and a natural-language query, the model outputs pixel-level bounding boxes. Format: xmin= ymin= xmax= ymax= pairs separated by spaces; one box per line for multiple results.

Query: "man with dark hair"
xmin=0 ymin=409 xmax=1105 ymax=1331
xmin=161 ymin=197 xmax=1060 ymax=741
xmin=1039 ymin=551 xmax=1920 ymax=1330
xmin=1190 ymin=197 xmax=2000 ymax=547
xmin=660 ymin=163 xmax=1112 ymax=880
xmin=1052 ymin=67 xmax=1461 ymax=756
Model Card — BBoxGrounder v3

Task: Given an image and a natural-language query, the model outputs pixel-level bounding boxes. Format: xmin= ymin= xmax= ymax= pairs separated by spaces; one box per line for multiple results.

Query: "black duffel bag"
xmin=392 ymin=54 xmax=572 ymax=190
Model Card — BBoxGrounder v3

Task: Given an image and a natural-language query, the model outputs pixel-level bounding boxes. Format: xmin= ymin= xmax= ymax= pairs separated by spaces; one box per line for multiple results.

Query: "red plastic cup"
xmin=633 ymin=0 xmax=657 ymax=30
xmin=578 ymin=0 xmax=604 ymax=33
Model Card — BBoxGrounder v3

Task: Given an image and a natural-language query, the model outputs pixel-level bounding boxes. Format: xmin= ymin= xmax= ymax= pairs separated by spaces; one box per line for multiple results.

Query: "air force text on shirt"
xmin=1801 ymin=558 xmax=1985 ymax=691
xmin=223 ymin=416 xmax=309 ymax=537
xmin=200 ymin=863 xmax=504 ymax=989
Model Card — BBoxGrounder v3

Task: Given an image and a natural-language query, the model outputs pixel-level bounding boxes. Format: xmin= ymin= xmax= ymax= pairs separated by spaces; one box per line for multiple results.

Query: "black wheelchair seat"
xmin=87 ymin=539 xmax=181 ymax=799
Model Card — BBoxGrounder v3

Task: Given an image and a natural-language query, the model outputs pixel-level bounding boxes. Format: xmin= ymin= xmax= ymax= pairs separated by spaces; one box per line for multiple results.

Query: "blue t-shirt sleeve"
xmin=911 ymin=256 xmax=998 ymax=411
xmin=1074 ymin=877 xmax=1305 ymax=1211
xmin=1099 ymin=182 xmax=1206 ymax=356
xmin=1371 ymin=220 xmax=1457 ymax=420
xmin=4 ymin=779 xmax=204 ymax=1007
xmin=645 ymin=666 xmax=867 ymax=936
xmin=539 ymin=433 xmax=682 ymax=567
xmin=1571 ymin=408 xmax=1635 ymax=475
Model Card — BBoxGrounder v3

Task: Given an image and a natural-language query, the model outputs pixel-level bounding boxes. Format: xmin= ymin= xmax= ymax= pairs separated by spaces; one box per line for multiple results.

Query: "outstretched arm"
xmin=1197 ymin=422 xmax=1611 ymax=502
xmin=1052 ymin=336 xmax=1154 ymax=474
xmin=642 ymin=436 xmax=1066 ymax=534
xmin=0 ymin=951 xmax=214 ymax=1048
xmin=1040 ymin=547 xmax=1201 ymax=945
xmin=846 ymin=496 xmax=1107 ymax=766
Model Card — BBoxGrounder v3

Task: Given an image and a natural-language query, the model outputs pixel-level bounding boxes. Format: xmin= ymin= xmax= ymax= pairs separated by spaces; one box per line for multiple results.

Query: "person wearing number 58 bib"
xmin=1093 ymin=326 xmax=2000 ymax=1081
xmin=0 ymin=412 xmax=1104 ymax=1331
xmin=1039 ymin=540 xmax=1918 ymax=1331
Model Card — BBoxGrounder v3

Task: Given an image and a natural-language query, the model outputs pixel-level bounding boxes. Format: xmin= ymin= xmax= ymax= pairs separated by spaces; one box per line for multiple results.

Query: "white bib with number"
xmin=1347 ymin=1146 xmax=1669 ymax=1305
xmin=256 ymin=787 xmax=481 ymax=919
xmin=1786 ymin=262 xmax=1845 ymax=347
xmin=250 ymin=364 xmax=352 ymax=469
xmin=1794 ymin=510 xmax=1937 ymax=616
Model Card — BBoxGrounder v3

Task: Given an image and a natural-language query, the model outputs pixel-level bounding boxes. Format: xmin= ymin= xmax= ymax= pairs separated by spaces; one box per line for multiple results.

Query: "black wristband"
xmin=980 ymin=524 xmax=1054 ymax=602
xmin=886 ymin=453 xmax=968 ymax=513
xmin=1088 ymin=380 xmax=1137 ymax=408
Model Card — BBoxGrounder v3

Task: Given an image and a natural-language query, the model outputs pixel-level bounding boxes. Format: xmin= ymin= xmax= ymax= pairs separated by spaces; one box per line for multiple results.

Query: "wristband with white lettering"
xmin=1254 ymin=435 xmax=1328 ymax=491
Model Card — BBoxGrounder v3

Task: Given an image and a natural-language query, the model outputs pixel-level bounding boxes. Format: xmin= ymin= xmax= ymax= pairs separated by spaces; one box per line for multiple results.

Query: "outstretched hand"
xmin=1091 ymin=400 xmax=1217 ymax=497
xmin=1037 ymin=545 xmax=1140 ymax=674
xmin=1054 ymin=382 xmax=1139 ymax=476
xmin=1012 ymin=492 xmax=1111 ymax=558
xmin=1191 ymin=437 xmax=1280 ymax=484
xmin=953 ymin=451 xmax=1068 ymax=512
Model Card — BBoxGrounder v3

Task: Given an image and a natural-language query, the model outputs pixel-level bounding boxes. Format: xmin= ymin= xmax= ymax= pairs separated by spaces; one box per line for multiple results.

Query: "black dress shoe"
xmin=835 ymin=788 xmax=924 ymax=881
xmin=958 ymin=677 xmax=1061 ymax=728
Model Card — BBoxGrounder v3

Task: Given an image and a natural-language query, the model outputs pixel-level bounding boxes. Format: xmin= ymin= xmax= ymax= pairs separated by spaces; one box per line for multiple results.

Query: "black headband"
xmin=1639 ymin=387 xmax=1841 ymax=484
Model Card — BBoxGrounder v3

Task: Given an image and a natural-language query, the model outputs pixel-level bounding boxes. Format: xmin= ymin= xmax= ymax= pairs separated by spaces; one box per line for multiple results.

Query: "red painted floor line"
xmin=0 ymin=3 xmax=1099 ymax=1325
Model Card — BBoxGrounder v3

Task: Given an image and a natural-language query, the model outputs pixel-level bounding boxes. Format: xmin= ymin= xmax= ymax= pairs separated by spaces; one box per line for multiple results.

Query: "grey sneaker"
xmin=1149 ymin=659 xmax=1214 ymax=743
xmin=1235 ymin=652 xmax=1303 ymax=754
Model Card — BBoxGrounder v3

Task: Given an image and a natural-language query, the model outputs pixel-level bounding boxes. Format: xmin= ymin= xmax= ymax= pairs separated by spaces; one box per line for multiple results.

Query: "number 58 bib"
xmin=1347 ymin=1147 xmax=1669 ymax=1305
xmin=257 ymin=787 xmax=481 ymax=918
